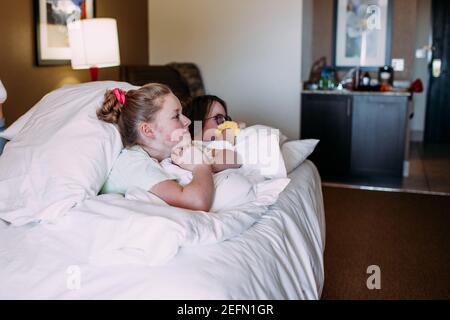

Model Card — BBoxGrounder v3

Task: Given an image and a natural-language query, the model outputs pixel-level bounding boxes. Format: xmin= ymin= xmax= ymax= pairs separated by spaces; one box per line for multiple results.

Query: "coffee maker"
xmin=378 ymin=65 xmax=394 ymax=87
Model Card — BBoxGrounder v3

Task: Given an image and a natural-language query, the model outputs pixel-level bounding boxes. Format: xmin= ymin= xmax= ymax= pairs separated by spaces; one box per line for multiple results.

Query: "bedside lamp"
xmin=67 ymin=18 xmax=120 ymax=81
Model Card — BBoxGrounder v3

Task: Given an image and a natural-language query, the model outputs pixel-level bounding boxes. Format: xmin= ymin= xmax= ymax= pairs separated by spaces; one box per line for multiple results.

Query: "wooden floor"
xmin=322 ymin=143 xmax=450 ymax=196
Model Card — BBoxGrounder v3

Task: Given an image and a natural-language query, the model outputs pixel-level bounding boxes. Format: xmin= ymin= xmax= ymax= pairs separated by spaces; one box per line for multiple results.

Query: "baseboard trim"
xmin=322 ymin=181 xmax=450 ymax=197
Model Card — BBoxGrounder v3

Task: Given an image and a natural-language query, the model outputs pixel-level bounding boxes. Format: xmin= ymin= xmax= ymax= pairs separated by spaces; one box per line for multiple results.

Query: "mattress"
xmin=0 ymin=160 xmax=325 ymax=300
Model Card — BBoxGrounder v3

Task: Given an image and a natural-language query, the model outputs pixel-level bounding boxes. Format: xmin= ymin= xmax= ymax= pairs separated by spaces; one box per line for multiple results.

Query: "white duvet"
xmin=87 ymin=177 xmax=290 ymax=267
xmin=0 ymin=174 xmax=289 ymax=267
xmin=0 ymin=161 xmax=324 ymax=299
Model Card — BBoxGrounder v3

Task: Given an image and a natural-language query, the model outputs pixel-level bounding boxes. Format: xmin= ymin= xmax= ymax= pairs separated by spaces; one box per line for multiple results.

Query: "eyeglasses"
xmin=205 ymin=114 xmax=232 ymax=125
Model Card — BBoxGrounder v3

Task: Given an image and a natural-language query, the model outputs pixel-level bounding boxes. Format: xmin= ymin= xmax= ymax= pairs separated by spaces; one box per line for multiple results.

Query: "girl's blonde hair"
xmin=97 ymin=83 xmax=171 ymax=147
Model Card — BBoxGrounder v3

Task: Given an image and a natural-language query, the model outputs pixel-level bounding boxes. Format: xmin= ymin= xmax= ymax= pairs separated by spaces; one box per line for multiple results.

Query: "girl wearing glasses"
xmin=183 ymin=95 xmax=244 ymax=172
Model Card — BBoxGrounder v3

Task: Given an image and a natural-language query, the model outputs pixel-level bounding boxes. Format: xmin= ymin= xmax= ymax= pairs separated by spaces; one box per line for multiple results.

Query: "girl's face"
xmin=151 ymin=93 xmax=191 ymax=154
xmin=202 ymin=101 xmax=227 ymax=141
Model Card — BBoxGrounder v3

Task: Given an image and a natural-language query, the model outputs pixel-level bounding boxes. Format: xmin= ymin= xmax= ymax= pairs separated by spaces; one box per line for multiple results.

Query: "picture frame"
xmin=333 ymin=0 xmax=392 ymax=70
xmin=35 ymin=0 xmax=95 ymax=66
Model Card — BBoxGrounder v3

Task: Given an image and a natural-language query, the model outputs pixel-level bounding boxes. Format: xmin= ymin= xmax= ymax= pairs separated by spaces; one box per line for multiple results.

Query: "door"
xmin=425 ymin=0 xmax=450 ymax=143
xmin=301 ymin=94 xmax=352 ymax=178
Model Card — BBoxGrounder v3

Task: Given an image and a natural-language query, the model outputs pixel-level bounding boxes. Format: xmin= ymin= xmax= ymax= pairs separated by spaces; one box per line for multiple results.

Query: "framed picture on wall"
xmin=333 ymin=0 xmax=392 ymax=69
xmin=35 ymin=0 xmax=95 ymax=66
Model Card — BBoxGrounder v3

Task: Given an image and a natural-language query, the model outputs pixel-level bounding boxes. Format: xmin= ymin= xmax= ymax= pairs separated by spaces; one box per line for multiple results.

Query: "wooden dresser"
xmin=301 ymin=90 xmax=413 ymax=179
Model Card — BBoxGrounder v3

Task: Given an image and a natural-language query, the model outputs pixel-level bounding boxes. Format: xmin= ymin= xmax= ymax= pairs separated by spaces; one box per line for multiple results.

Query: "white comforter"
xmin=0 ymin=161 xmax=325 ymax=299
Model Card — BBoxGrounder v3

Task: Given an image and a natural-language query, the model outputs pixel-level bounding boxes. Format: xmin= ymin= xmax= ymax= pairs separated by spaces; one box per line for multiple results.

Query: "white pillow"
xmin=0 ymin=105 xmax=37 ymax=141
xmin=281 ymin=139 xmax=319 ymax=174
xmin=211 ymin=171 xmax=256 ymax=211
xmin=279 ymin=131 xmax=289 ymax=146
xmin=0 ymin=81 xmax=138 ymax=226
xmin=235 ymin=125 xmax=287 ymax=179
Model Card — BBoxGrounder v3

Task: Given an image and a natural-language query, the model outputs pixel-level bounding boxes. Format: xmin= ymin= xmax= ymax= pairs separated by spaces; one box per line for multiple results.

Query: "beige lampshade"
xmin=67 ymin=18 xmax=120 ymax=70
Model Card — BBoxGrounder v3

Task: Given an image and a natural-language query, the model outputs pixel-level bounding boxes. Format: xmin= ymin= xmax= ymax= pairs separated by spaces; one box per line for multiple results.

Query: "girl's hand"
xmin=221 ymin=128 xmax=238 ymax=145
xmin=237 ymin=121 xmax=246 ymax=129
xmin=171 ymin=144 xmax=213 ymax=172
xmin=176 ymin=131 xmax=192 ymax=148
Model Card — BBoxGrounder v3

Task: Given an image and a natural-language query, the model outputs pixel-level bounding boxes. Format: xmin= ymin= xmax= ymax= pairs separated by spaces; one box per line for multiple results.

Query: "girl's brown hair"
xmin=97 ymin=83 xmax=171 ymax=147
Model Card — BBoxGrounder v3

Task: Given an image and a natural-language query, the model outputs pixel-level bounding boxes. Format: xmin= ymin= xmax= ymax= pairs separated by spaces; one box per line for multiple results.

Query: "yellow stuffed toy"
xmin=215 ymin=121 xmax=241 ymax=136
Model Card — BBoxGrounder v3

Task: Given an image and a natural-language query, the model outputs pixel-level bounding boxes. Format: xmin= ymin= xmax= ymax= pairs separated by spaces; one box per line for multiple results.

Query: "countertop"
xmin=302 ymin=89 xmax=412 ymax=97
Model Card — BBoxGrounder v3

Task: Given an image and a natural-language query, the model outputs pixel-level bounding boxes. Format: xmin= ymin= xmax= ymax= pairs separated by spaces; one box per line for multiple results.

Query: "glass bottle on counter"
xmin=319 ymin=68 xmax=328 ymax=90
xmin=353 ymin=67 xmax=361 ymax=91
xmin=319 ymin=67 xmax=336 ymax=90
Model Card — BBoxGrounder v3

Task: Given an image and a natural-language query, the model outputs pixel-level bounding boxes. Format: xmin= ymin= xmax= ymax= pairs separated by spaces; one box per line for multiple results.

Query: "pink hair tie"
xmin=112 ymin=88 xmax=126 ymax=105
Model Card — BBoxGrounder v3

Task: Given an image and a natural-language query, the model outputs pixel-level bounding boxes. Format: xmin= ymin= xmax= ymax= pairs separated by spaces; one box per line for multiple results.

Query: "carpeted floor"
xmin=320 ymin=186 xmax=450 ymax=300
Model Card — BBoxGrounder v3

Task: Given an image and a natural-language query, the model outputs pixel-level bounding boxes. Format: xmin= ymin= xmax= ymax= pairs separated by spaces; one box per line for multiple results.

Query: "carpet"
xmin=320 ymin=187 xmax=450 ymax=300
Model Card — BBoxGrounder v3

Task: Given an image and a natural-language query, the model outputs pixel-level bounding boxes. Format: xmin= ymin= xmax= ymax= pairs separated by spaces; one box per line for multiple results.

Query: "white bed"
xmin=0 ymin=160 xmax=324 ymax=300
xmin=0 ymin=81 xmax=324 ymax=300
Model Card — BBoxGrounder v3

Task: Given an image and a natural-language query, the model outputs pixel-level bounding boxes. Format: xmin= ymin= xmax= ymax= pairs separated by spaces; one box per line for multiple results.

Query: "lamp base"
xmin=89 ymin=67 xmax=99 ymax=82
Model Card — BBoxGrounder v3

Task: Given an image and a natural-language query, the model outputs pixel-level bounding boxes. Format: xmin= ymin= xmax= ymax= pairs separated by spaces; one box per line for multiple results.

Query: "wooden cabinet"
xmin=301 ymin=92 xmax=410 ymax=179
xmin=351 ymin=95 xmax=408 ymax=177
xmin=301 ymin=94 xmax=352 ymax=177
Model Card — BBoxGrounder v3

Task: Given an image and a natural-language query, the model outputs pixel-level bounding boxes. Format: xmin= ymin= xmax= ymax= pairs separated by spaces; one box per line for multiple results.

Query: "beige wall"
xmin=302 ymin=0 xmax=314 ymax=82
xmin=310 ymin=0 xmax=418 ymax=81
xmin=312 ymin=0 xmax=334 ymax=71
xmin=412 ymin=0 xmax=432 ymax=137
xmin=149 ymin=0 xmax=303 ymax=139
xmin=0 ymin=0 xmax=148 ymax=126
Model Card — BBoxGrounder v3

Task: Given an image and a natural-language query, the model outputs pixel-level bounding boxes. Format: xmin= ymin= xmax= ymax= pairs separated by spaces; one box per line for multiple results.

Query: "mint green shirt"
xmin=100 ymin=145 xmax=177 ymax=195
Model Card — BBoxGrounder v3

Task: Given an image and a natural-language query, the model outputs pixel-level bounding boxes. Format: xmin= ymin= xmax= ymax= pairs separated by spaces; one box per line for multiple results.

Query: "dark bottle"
xmin=353 ymin=67 xmax=361 ymax=90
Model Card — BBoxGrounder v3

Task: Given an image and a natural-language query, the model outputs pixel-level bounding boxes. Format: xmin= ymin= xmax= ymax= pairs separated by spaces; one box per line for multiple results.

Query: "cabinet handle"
xmin=347 ymin=101 xmax=351 ymax=117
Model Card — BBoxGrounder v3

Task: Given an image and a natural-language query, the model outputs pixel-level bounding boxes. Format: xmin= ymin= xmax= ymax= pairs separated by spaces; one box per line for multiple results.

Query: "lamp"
xmin=67 ymin=18 xmax=120 ymax=81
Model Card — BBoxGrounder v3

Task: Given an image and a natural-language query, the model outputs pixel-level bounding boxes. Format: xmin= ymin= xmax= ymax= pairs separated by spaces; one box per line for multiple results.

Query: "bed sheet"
xmin=0 ymin=160 xmax=325 ymax=300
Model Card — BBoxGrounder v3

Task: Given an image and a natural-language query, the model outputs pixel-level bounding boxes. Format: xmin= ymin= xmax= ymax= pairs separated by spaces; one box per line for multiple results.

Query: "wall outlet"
xmin=392 ymin=59 xmax=405 ymax=72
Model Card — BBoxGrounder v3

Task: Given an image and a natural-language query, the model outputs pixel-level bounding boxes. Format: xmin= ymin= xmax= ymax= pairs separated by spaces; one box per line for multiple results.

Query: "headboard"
xmin=120 ymin=64 xmax=205 ymax=105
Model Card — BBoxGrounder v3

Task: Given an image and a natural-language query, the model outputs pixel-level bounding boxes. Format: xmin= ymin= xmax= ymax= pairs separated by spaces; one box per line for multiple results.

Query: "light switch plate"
xmin=416 ymin=49 xmax=426 ymax=59
xmin=392 ymin=59 xmax=405 ymax=71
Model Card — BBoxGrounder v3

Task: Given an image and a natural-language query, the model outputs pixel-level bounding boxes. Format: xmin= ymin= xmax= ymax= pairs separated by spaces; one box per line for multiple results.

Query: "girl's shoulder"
xmin=122 ymin=145 xmax=151 ymax=159
xmin=124 ymin=145 xmax=147 ymax=154
xmin=117 ymin=145 xmax=160 ymax=167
